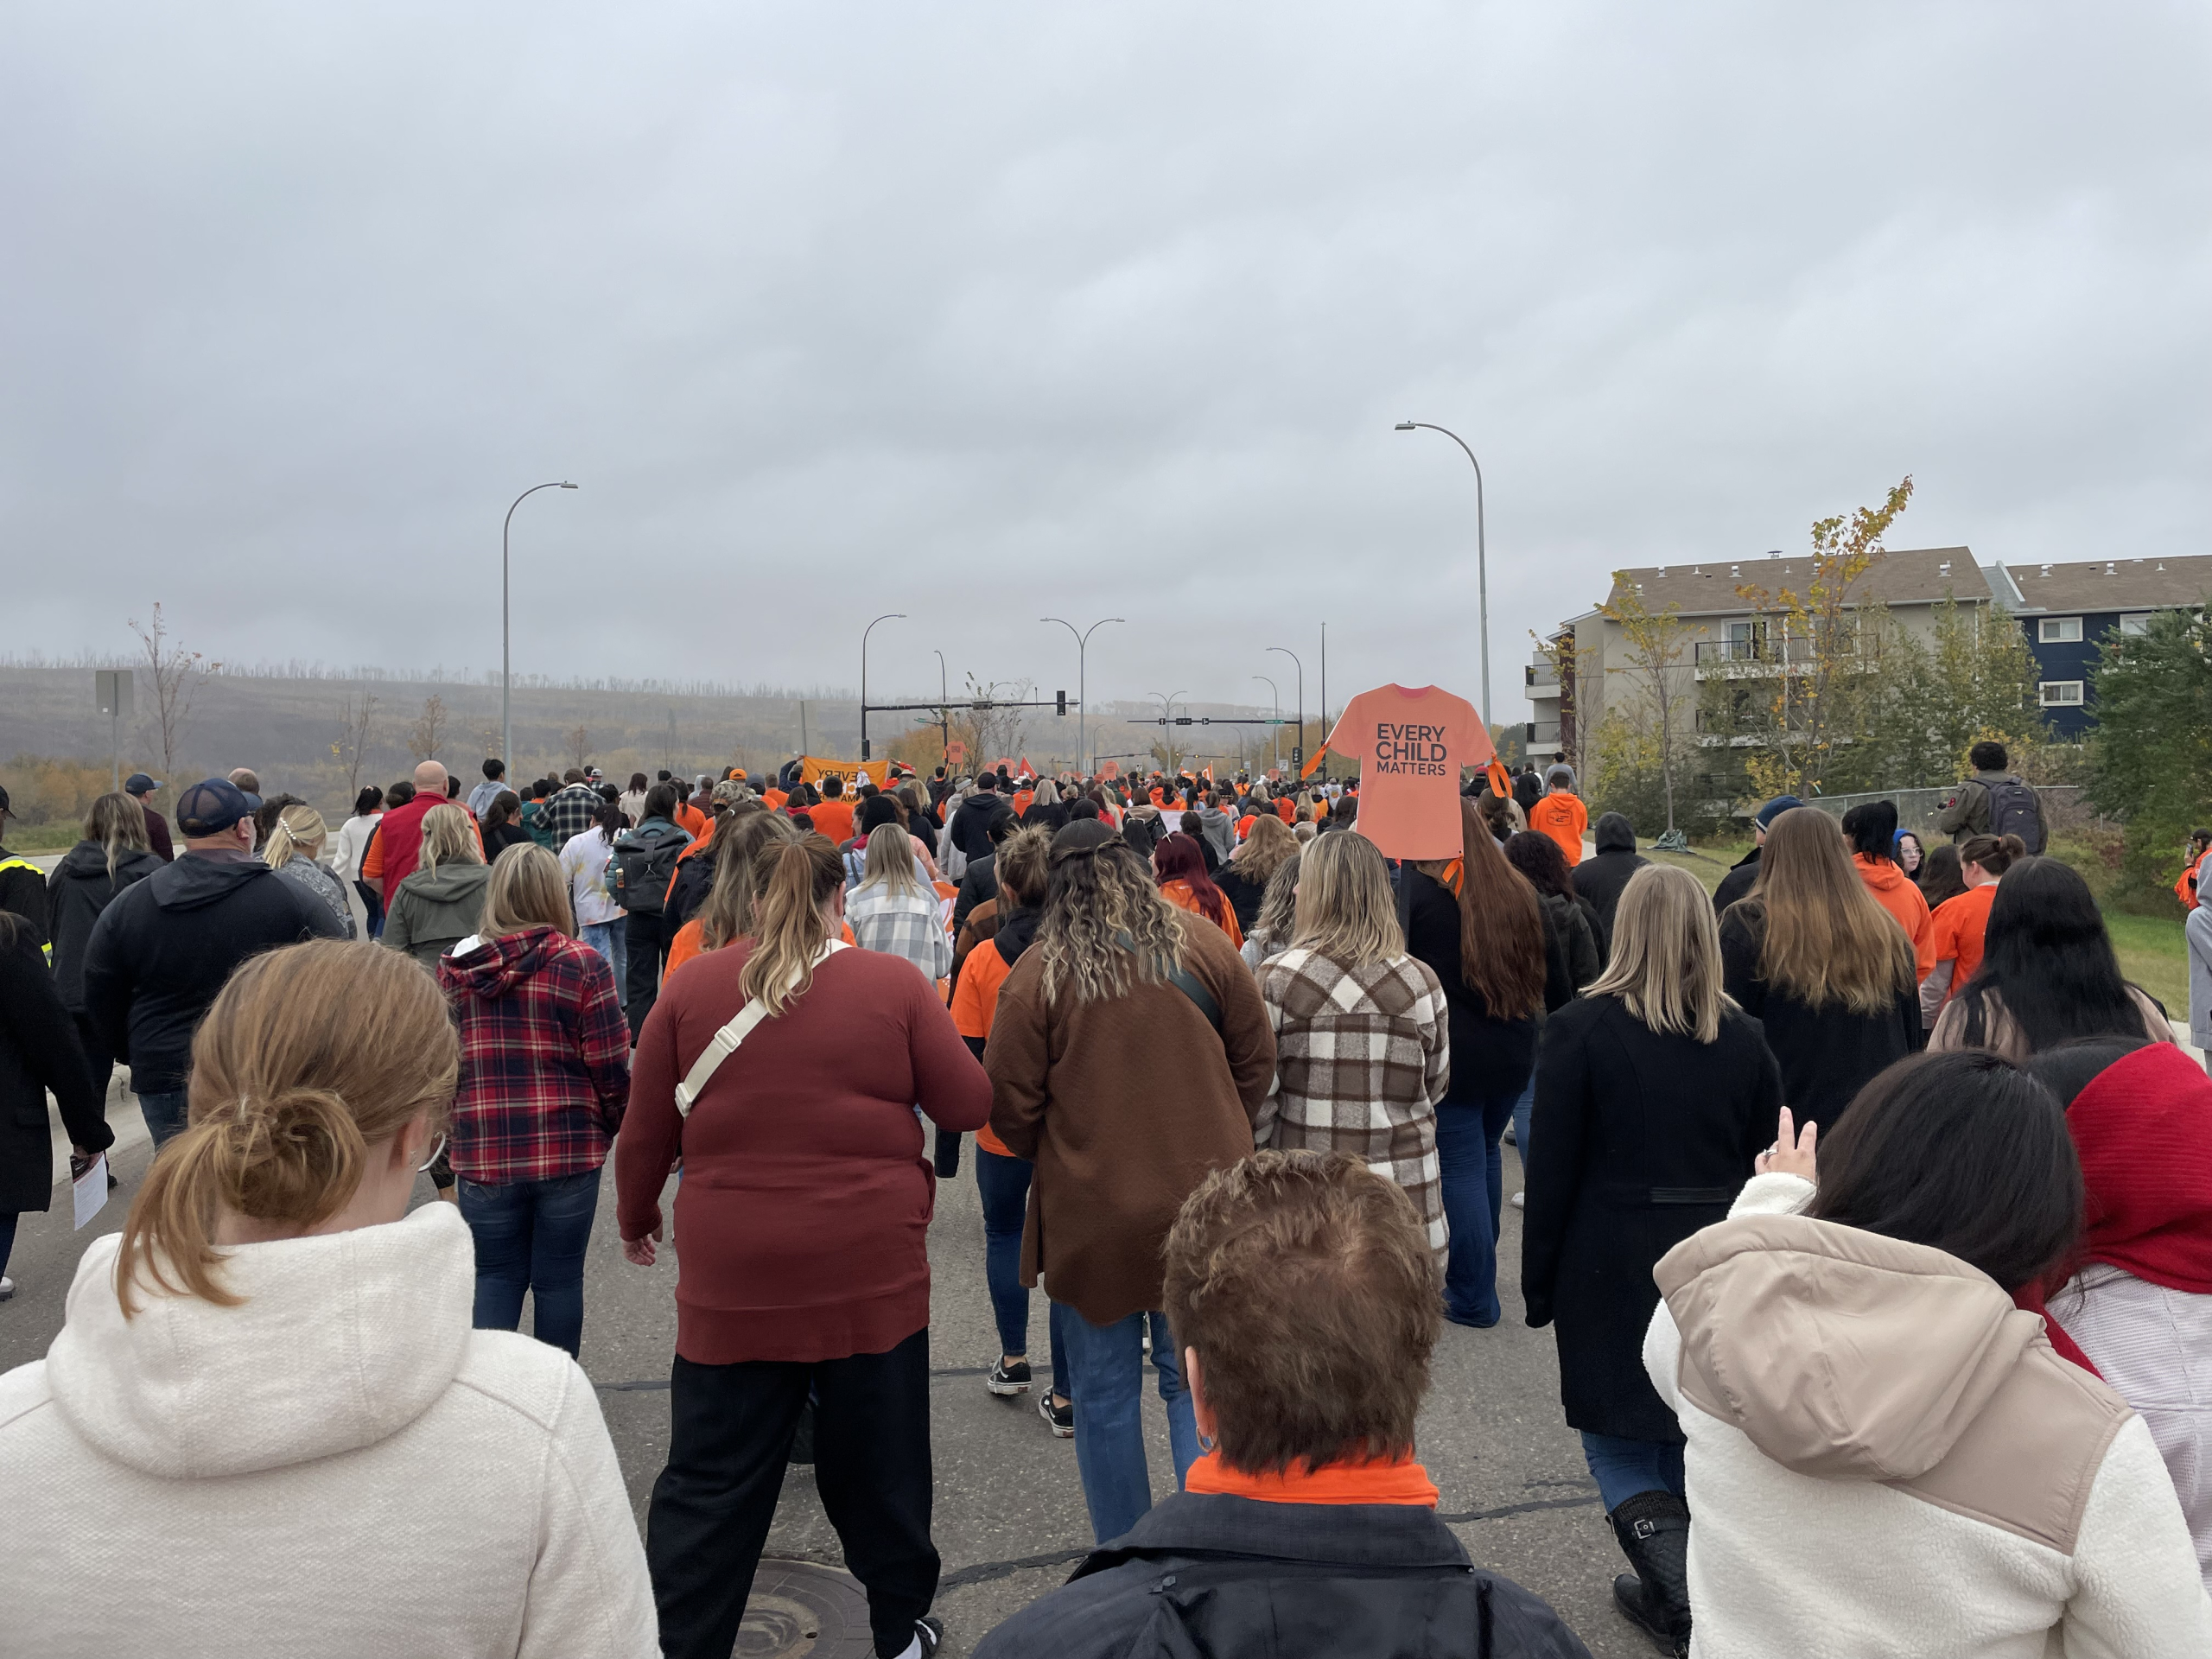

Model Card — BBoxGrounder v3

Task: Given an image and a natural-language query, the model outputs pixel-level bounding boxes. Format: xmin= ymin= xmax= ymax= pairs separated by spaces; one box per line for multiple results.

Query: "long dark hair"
xmin=1154 ymin=832 xmax=1230 ymax=928
xmin=1954 ymin=858 xmax=2152 ymax=1052
xmin=1503 ymin=830 xmax=1573 ymax=900
xmin=1808 ymin=1051 xmax=2082 ymax=1293
xmin=1443 ymin=798 xmax=1544 ymax=1022
xmin=1916 ymin=842 xmax=1968 ymax=909
xmin=1840 ymin=800 xmax=1898 ymax=864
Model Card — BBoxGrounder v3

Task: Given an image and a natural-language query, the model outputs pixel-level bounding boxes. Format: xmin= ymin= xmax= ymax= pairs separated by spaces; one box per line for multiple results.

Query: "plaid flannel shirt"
xmin=1255 ymin=946 xmax=1451 ymax=1259
xmin=542 ymin=784 xmax=606 ymax=849
xmin=847 ymin=882 xmax=952 ymax=985
xmin=437 ymin=930 xmax=632 ymax=1185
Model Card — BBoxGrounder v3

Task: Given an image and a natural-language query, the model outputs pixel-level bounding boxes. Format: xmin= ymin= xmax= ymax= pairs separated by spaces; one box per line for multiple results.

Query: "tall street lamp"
xmin=1253 ymin=674 xmax=1279 ymax=772
xmin=1150 ymin=689 xmax=1187 ymax=773
xmin=934 ymin=648 xmax=951 ymax=763
xmin=1041 ymin=615 xmax=1122 ymax=776
xmin=1395 ymin=421 xmax=1491 ymax=721
xmin=502 ymin=480 xmax=578 ymax=771
xmin=1268 ymin=645 xmax=1304 ymax=774
xmin=860 ymin=613 xmax=906 ymax=763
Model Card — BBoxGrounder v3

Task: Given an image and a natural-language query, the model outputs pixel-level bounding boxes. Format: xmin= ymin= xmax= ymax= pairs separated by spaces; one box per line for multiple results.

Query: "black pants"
xmin=646 ymin=1328 xmax=938 ymax=1659
xmin=624 ymin=910 xmax=667 ymax=1039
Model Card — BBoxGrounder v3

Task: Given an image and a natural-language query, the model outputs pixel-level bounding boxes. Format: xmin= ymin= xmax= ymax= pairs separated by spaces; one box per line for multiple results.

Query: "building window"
xmin=2039 ymin=681 xmax=2084 ymax=707
xmin=2038 ymin=617 xmax=2083 ymax=644
xmin=2119 ymin=613 xmax=2154 ymax=636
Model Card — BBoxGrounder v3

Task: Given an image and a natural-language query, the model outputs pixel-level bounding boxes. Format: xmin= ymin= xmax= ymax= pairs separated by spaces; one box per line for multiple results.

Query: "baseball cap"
xmin=124 ymin=772 xmax=162 ymax=795
xmin=0 ymin=784 xmax=10 ymax=814
xmin=175 ymin=778 xmax=262 ymax=836
xmin=1755 ymin=794 xmax=1805 ymax=830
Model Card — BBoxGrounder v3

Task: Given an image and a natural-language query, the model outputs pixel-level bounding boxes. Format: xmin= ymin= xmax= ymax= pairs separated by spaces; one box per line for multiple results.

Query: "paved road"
xmin=7 ymin=1080 xmax=1648 ymax=1657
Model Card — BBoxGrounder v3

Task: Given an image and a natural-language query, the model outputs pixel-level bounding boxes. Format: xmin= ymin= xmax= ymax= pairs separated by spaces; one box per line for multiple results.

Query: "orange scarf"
xmin=1185 ymin=1450 xmax=1439 ymax=1507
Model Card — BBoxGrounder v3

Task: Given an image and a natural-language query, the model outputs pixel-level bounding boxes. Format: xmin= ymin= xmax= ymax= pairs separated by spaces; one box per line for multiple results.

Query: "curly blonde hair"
xmin=1035 ymin=840 xmax=1186 ymax=1005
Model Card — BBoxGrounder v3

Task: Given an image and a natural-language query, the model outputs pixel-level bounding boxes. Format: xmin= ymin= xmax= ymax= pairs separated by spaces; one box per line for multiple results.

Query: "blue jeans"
xmin=138 ymin=1090 xmax=190 ymax=1150
xmin=1058 ymin=1306 xmax=1199 ymax=1543
xmin=459 ymin=1165 xmax=604 ymax=1357
xmin=1512 ymin=1076 xmax=1535 ymax=1185
xmin=975 ymin=1149 xmax=1069 ymax=1389
xmin=1435 ymin=1073 xmax=1525 ymax=1327
xmin=581 ymin=921 xmax=627 ymax=1005
xmin=1580 ymin=1431 xmax=1686 ymax=1512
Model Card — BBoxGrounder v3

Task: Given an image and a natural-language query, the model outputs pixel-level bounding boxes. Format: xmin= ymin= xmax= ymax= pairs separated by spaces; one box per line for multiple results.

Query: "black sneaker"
xmin=986 ymin=1357 xmax=1032 ymax=1396
xmin=1037 ymin=1390 xmax=1074 ymax=1438
xmin=912 ymin=1614 xmax=944 ymax=1657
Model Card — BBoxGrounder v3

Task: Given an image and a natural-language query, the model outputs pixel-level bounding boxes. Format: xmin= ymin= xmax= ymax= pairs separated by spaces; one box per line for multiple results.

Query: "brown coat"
xmin=986 ymin=915 xmax=1275 ymax=1325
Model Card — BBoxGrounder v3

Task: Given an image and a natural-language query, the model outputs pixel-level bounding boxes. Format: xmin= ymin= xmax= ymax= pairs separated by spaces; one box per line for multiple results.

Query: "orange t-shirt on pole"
xmin=1321 ymin=684 xmax=1493 ymax=861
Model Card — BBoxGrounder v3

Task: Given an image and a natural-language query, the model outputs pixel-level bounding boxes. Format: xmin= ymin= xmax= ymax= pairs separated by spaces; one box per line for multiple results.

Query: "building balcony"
xmin=1525 ymin=661 xmax=1560 ymax=696
xmin=1525 ymin=720 xmax=1562 ymax=748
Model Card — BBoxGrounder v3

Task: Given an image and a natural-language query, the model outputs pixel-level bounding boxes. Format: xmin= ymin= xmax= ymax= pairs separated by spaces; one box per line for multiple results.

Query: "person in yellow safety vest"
xmin=0 ymin=785 xmax=51 ymax=958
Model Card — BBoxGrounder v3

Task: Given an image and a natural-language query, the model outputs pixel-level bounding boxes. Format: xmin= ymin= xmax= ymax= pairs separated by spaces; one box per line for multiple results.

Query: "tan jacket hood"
xmin=1656 ymin=1212 xmax=2046 ymax=1482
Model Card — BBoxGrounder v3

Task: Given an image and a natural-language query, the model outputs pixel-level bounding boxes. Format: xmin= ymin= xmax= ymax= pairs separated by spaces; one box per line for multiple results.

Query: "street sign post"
xmin=95 ymin=670 xmax=134 ymax=792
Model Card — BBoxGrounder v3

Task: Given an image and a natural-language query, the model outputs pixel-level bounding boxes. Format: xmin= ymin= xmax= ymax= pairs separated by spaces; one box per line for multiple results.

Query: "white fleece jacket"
xmin=1646 ymin=1173 xmax=2212 ymax=1658
xmin=0 ymin=1203 xmax=657 ymax=1658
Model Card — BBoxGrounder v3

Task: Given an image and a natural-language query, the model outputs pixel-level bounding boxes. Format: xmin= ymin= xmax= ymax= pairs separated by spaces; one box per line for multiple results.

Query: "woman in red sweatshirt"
xmin=617 ymin=832 xmax=992 ymax=1659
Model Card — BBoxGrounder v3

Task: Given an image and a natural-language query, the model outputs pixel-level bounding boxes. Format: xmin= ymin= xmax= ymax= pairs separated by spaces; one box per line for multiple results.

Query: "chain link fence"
xmin=1797 ymin=785 xmax=2090 ymax=842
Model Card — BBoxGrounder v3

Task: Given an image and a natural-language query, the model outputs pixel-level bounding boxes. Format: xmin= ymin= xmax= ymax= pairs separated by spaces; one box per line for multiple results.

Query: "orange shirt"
xmin=1527 ymin=791 xmax=1588 ymax=868
xmin=1185 ymin=1450 xmax=1439 ymax=1508
xmin=1854 ymin=853 xmax=1937 ymax=979
xmin=950 ymin=942 xmax=1017 ymax=1156
xmin=1927 ymin=883 xmax=1996 ymax=1004
xmin=1274 ymin=798 xmax=1295 ymax=824
xmin=1011 ymin=791 xmax=1034 ymax=818
xmin=810 ymin=799 xmax=856 ymax=845
xmin=662 ymin=918 xmax=855 ymax=986
xmin=762 ymin=789 xmax=788 ymax=811
xmin=1161 ymin=879 xmax=1243 ymax=949
xmin=1321 ymin=683 xmax=1492 ymax=860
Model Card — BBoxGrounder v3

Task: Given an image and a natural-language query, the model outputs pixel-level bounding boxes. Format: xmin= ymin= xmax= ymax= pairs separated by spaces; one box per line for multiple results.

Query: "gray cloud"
xmin=4 ymin=2 xmax=2205 ymax=728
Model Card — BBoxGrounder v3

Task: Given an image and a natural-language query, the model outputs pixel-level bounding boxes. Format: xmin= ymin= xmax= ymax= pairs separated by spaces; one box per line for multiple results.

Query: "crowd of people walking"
xmin=1 ymin=738 xmax=2209 ymax=1658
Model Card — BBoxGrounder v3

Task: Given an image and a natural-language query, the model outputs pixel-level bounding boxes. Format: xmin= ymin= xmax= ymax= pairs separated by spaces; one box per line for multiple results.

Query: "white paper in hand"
xmin=73 ymin=1154 xmax=109 ymax=1230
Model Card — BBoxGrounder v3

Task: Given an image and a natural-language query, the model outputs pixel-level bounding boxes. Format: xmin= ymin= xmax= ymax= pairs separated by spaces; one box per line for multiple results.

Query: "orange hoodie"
xmin=1527 ymin=791 xmax=1588 ymax=867
xmin=1854 ymin=853 xmax=1936 ymax=980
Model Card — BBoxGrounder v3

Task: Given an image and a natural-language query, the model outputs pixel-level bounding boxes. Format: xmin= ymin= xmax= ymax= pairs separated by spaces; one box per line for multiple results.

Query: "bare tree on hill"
xmin=569 ymin=726 xmax=590 ymax=770
xmin=407 ymin=695 xmax=448 ymax=762
xmin=333 ymin=690 xmax=379 ymax=802
xmin=128 ymin=603 xmax=219 ymax=798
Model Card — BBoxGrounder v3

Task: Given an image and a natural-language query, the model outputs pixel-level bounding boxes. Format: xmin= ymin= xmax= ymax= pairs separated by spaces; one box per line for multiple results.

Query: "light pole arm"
xmin=860 ymin=613 xmax=906 ymax=764
xmin=1396 ymin=420 xmax=1491 ymax=721
xmin=502 ymin=480 xmax=576 ymax=772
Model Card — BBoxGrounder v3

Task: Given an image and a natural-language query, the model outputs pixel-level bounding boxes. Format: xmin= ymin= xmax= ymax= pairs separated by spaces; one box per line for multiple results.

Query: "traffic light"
xmin=1056 ymin=690 xmax=1068 ymax=716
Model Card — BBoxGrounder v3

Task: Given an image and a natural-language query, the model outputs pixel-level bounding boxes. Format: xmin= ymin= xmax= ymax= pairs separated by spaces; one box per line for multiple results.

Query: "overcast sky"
xmin=4 ymin=3 xmax=2206 ymax=727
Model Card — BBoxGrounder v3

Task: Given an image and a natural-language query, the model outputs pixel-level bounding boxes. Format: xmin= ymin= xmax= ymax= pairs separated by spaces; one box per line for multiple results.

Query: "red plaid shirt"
xmin=437 ymin=926 xmax=631 ymax=1185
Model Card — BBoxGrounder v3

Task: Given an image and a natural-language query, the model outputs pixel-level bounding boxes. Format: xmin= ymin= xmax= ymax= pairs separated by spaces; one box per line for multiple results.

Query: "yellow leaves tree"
xmin=1732 ymin=475 xmax=1915 ymax=798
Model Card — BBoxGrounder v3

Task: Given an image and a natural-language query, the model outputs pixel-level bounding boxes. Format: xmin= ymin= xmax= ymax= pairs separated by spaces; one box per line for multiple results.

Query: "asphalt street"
xmin=9 ymin=1077 xmax=1648 ymax=1657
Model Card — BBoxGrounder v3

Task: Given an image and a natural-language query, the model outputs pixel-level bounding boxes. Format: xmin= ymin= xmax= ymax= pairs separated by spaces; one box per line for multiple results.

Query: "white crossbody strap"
xmin=674 ymin=940 xmax=848 ymax=1117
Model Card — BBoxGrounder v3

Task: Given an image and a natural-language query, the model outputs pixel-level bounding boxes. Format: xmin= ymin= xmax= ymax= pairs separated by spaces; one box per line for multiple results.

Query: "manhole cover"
xmin=734 ymin=1559 xmax=873 ymax=1657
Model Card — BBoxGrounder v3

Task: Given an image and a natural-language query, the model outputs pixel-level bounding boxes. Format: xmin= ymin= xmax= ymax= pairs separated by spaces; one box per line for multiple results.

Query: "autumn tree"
xmin=568 ymin=726 xmax=591 ymax=770
xmin=332 ymin=690 xmax=379 ymax=801
xmin=1851 ymin=596 xmax=2043 ymax=791
xmin=406 ymin=695 xmax=448 ymax=762
xmin=1598 ymin=572 xmax=1696 ymax=836
xmin=128 ymin=603 xmax=219 ymax=792
xmin=1732 ymin=475 xmax=1915 ymax=798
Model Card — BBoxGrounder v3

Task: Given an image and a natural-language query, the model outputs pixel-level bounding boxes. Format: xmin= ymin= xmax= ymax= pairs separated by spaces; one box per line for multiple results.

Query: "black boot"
xmin=1608 ymin=1489 xmax=1691 ymax=1656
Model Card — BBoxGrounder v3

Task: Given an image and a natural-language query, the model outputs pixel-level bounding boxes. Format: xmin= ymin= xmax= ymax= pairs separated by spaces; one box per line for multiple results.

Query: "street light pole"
xmin=1149 ymin=690 xmax=1187 ymax=774
xmin=1042 ymin=616 xmax=1122 ymax=778
xmin=1253 ymin=674 xmax=1279 ymax=772
xmin=502 ymin=480 xmax=577 ymax=771
xmin=1268 ymin=646 xmax=1304 ymax=775
xmin=860 ymin=613 xmax=906 ymax=764
xmin=1395 ymin=421 xmax=1491 ymax=721
xmin=934 ymin=648 xmax=950 ymax=763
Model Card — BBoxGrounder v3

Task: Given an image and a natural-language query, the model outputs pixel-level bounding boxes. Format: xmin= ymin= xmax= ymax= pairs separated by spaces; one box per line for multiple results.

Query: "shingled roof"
xmin=1602 ymin=546 xmax=1993 ymax=618
xmin=1991 ymin=555 xmax=2212 ymax=615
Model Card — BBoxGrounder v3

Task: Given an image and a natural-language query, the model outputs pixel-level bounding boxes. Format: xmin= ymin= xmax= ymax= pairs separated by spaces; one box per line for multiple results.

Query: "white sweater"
xmin=0 ymin=1204 xmax=657 ymax=1658
xmin=1647 ymin=1173 xmax=2212 ymax=1658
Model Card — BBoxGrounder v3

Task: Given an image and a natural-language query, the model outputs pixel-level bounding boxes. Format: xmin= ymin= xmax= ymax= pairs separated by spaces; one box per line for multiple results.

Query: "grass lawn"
xmin=0 ymin=822 xmax=86 ymax=854
xmin=1633 ymin=836 xmax=2194 ymax=1026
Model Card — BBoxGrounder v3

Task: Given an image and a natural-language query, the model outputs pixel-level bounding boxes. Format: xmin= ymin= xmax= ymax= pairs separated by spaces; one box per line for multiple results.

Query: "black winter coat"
xmin=1214 ymin=866 xmax=1269 ymax=936
xmin=1567 ymin=849 xmax=1647 ymax=945
xmin=1 ymin=921 xmax=113 ymax=1214
xmin=1718 ymin=904 xmax=1921 ymax=1130
xmin=0 ymin=846 xmax=48 ymax=951
xmin=1711 ymin=845 xmax=1761 ymax=916
xmin=952 ymin=852 xmax=998 ymax=935
xmin=45 ymin=842 xmax=163 ymax=1011
xmin=1537 ymin=893 xmax=1600 ymax=1008
xmin=664 ymin=847 xmax=715 ymax=936
xmin=1405 ymin=869 xmax=1539 ymax=1105
xmin=1521 ymin=994 xmax=1781 ymax=1440
xmin=972 ymin=1492 xmax=1592 ymax=1659
xmin=949 ymin=793 xmax=1013 ymax=861
xmin=81 ymin=852 xmax=346 ymax=1095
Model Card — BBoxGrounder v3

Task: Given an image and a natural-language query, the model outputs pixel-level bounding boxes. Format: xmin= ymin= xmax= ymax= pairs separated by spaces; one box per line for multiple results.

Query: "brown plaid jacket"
xmin=1255 ymin=947 xmax=1451 ymax=1258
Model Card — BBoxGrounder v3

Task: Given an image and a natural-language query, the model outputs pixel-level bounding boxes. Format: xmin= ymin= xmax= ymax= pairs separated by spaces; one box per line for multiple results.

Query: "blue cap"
xmin=174 ymin=778 xmax=262 ymax=836
xmin=124 ymin=772 xmax=162 ymax=795
xmin=1755 ymin=794 xmax=1804 ymax=830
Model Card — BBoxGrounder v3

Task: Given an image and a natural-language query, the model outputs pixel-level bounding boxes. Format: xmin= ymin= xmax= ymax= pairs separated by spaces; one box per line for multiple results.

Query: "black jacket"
xmin=1718 ymin=904 xmax=1921 ymax=1129
xmin=1522 ymin=994 xmax=1781 ymax=1440
xmin=45 ymin=842 xmax=164 ymax=1011
xmin=0 ymin=846 xmax=48 ymax=951
xmin=972 ymin=1491 xmax=1592 ymax=1659
xmin=1567 ymin=815 xmax=1647 ymax=947
xmin=1537 ymin=893 xmax=1600 ymax=1009
xmin=1511 ymin=771 xmax=1542 ymax=813
xmin=1405 ymin=869 xmax=1539 ymax=1104
xmin=949 ymin=792 xmax=1013 ymax=861
xmin=952 ymin=852 xmax=998 ymax=935
xmin=664 ymin=847 xmax=715 ymax=936
xmin=81 ymin=851 xmax=346 ymax=1095
xmin=1215 ymin=866 xmax=1269 ymax=936
xmin=1711 ymin=844 xmax=1760 ymax=916
xmin=2 ymin=921 xmax=113 ymax=1214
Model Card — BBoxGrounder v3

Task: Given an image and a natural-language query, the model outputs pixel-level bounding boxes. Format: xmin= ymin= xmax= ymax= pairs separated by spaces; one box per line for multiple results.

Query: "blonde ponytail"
xmin=116 ymin=940 xmax=458 ymax=1315
xmin=738 ymin=835 xmax=843 ymax=1017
